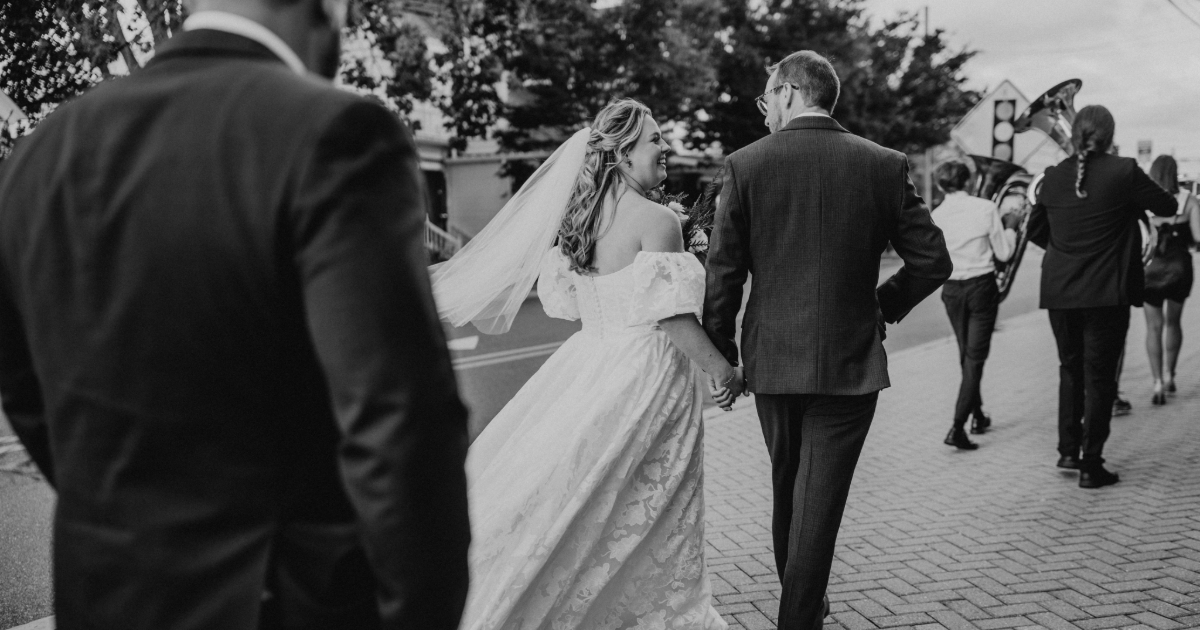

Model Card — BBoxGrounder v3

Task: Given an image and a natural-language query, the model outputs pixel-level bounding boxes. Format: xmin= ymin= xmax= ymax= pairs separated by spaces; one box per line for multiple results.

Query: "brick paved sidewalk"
xmin=702 ymin=304 xmax=1200 ymax=630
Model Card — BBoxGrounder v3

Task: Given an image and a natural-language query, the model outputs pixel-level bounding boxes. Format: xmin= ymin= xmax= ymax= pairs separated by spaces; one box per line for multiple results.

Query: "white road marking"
xmin=452 ymin=341 xmax=565 ymax=370
xmin=447 ymin=335 xmax=479 ymax=351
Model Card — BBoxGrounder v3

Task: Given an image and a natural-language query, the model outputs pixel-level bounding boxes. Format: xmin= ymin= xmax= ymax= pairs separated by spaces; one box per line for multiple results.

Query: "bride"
xmin=431 ymin=98 xmax=741 ymax=629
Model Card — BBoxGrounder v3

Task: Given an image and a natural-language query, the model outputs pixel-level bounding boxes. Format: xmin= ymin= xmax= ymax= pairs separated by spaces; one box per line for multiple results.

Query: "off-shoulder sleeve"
xmin=537 ymin=247 xmax=580 ymax=321
xmin=628 ymin=251 xmax=705 ymax=326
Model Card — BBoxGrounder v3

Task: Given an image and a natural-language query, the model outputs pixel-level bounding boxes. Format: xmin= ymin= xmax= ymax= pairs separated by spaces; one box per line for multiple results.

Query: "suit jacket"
xmin=703 ymin=116 xmax=952 ymax=395
xmin=1028 ymin=153 xmax=1177 ymax=309
xmin=0 ymin=30 xmax=470 ymax=630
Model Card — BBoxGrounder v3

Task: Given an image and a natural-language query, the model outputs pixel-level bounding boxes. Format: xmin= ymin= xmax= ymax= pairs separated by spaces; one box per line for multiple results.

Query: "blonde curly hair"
xmin=558 ymin=98 xmax=653 ymax=273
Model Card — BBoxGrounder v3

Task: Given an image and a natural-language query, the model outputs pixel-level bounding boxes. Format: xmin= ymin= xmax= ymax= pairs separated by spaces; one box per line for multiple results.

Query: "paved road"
xmin=706 ymin=257 xmax=1200 ymax=629
xmin=0 ymin=249 xmax=1046 ymax=628
xmin=0 ymin=472 xmax=52 ymax=630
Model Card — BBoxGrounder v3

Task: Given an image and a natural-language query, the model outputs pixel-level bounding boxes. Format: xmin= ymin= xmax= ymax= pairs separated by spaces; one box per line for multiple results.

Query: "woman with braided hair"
xmin=432 ymin=98 xmax=731 ymax=629
xmin=1027 ymin=105 xmax=1177 ymax=489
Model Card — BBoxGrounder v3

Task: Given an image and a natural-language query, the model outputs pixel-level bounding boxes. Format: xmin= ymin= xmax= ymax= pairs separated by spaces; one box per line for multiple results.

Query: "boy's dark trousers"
xmin=940 ymin=273 xmax=1000 ymax=428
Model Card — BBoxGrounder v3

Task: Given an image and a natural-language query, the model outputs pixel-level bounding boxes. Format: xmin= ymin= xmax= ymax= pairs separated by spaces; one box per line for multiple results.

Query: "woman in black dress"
xmin=1143 ymin=155 xmax=1200 ymax=404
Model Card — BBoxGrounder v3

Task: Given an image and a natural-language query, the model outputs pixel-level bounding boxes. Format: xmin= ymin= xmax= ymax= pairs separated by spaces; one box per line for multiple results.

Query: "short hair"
xmin=1149 ymin=155 xmax=1179 ymax=195
xmin=767 ymin=51 xmax=840 ymax=113
xmin=935 ymin=160 xmax=971 ymax=193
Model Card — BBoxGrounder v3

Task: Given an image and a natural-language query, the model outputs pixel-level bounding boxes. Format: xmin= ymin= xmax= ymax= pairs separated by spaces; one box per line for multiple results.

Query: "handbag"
xmin=1143 ymin=193 xmax=1192 ymax=292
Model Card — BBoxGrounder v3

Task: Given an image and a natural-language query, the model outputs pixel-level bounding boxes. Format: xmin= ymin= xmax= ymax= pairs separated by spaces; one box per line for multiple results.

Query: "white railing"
xmin=424 ymin=219 xmax=462 ymax=260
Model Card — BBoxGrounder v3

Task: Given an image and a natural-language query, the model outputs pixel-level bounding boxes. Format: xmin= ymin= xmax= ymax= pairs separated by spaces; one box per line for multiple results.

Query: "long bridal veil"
xmin=430 ymin=128 xmax=590 ymax=334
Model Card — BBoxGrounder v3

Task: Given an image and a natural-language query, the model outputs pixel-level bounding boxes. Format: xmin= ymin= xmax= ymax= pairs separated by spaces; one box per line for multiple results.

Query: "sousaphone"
xmin=971 ymin=78 xmax=1082 ymax=302
xmin=967 ymin=155 xmax=1033 ymax=302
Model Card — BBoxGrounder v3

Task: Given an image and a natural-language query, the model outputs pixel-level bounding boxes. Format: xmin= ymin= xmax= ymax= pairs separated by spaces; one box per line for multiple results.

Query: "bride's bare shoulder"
xmin=625 ymin=197 xmax=683 ymax=253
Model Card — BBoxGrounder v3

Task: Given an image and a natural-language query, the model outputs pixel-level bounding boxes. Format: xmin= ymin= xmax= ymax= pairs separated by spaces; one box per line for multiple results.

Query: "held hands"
xmin=708 ymin=365 xmax=747 ymax=411
xmin=1001 ymin=212 xmax=1022 ymax=231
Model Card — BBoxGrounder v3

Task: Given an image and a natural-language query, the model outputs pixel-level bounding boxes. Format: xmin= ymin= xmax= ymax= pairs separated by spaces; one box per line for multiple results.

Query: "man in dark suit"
xmin=1027 ymin=104 xmax=1176 ymax=489
xmin=0 ymin=1 xmax=470 ymax=628
xmin=703 ymin=50 xmax=952 ymax=630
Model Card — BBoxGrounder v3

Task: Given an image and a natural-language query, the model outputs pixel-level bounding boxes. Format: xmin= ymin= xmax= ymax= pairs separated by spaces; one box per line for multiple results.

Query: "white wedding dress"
xmin=461 ymin=247 xmax=728 ymax=630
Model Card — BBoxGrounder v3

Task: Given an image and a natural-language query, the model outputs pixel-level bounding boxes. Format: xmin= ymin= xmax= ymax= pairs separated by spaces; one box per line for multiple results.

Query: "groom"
xmin=703 ymin=51 xmax=952 ymax=629
xmin=0 ymin=0 xmax=470 ymax=628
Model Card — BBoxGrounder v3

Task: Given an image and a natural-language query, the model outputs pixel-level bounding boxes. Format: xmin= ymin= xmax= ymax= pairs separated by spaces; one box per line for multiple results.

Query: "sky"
xmin=865 ymin=0 xmax=1200 ymax=170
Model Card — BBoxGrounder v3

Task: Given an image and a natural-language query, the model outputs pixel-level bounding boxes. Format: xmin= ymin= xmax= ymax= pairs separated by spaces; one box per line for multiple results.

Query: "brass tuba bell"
xmin=1013 ymin=78 xmax=1081 ymax=157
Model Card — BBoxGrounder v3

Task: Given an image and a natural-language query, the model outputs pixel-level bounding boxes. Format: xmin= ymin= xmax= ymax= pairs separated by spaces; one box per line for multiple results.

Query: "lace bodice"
xmin=537 ymin=248 xmax=705 ymax=338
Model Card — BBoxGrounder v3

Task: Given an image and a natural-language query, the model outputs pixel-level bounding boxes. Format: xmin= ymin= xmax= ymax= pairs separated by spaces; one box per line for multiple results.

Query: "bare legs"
xmin=1143 ymin=299 xmax=1186 ymax=402
xmin=1164 ymin=299 xmax=1185 ymax=390
xmin=1145 ymin=305 xmax=1164 ymax=388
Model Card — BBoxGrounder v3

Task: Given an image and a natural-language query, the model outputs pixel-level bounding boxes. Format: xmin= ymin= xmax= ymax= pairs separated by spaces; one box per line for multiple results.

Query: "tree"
xmin=0 ymin=0 xmax=434 ymax=159
xmin=337 ymin=0 xmax=435 ymax=125
xmin=0 ymin=0 xmax=185 ymax=113
xmin=694 ymin=0 xmax=863 ymax=153
xmin=0 ymin=0 xmax=185 ymax=158
xmin=693 ymin=0 xmax=979 ymax=155
xmin=838 ymin=17 xmax=980 ymax=155
xmin=437 ymin=0 xmax=719 ymax=182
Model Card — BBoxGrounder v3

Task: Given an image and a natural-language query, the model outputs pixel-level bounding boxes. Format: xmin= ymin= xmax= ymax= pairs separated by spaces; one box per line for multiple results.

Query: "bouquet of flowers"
xmin=650 ymin=170 xmax=724 ymax=265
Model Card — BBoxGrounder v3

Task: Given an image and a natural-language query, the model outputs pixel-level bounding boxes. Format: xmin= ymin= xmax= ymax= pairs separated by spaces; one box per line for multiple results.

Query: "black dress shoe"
xmin=1056 ymin=455 xmax=1081 ymax=469
xmin=970 ymin=413 xmax=991 ymax=434
xmin=944 ymin=427 xmax=978 ymax=450
xmin=1112 ymin=396 xmax=1132 ymax=416
xmin=1079 ymin=466 xmax=1119 ymax=488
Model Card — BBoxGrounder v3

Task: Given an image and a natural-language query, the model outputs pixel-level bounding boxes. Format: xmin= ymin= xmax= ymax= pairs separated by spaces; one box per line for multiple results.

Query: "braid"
xmin=1075 ymin=150 xmax=1089 ymax=199
xmin=1068 ymin=106 xmax=1116 ymax=199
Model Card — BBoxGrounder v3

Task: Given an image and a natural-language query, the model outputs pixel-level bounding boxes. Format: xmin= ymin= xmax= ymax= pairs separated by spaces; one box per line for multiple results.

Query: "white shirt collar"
xmin=182 ymin=11 xmax=307 ymax=76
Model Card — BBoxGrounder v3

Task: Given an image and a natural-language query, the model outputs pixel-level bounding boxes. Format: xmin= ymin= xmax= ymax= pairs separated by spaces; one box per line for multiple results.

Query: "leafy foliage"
xmin=338 ymin=0 xmax=434 ymax=125
xmin=435 ymin=0 xmax=519 ymax=151
xmin=695 ymin=0 xmax=862 ymax=153
xmin=0 ymin=0 xmax=435 ymax=156
xmin=436 ymin=0 xmax=719 ymax=167
xmin=839 ymin=17 xmax=980 ymax=155
xmin=438 ymin=0 xmax=978 ymax=186
xmin=695 ymin=0 xmax=980 ymax=154
xmin=2 ymin=0 xmax=979 ymax=169
xmin=0 ymin=0 xmax=184 ymax=157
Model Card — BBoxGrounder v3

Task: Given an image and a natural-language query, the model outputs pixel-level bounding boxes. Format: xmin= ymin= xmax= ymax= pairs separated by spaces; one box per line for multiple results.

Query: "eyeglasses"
xmin=755 ymin=83 xmax=798 ymax=115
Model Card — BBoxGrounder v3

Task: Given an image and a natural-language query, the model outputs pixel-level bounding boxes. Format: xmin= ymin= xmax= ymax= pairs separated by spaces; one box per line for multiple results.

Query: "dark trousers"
xmin=941 ymin=273 xmax=1000 ymax=427
xmin=755 ymin=392 xmax=878 ymax=630
xmin=1047 ymin=305 xmax=1131 ymax=466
